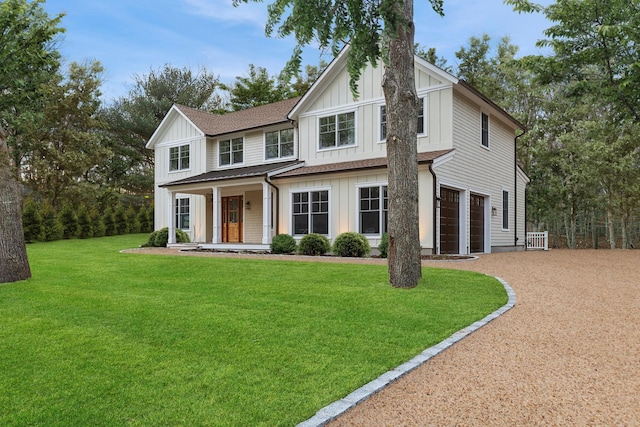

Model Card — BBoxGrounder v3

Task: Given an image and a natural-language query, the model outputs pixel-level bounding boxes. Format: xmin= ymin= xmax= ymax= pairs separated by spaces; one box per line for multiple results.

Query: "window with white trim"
xmin=481 ymin=113 xmax=489 ymax=148
xmin=176 ymin=198 xmax=190 ymax=230
xmin=265 ymin=128 xmax=294 ymax=160
xmin=380 ymin=97 xmax=425 ymax=141
xmin=359 ymin=185 xmax=388 ymax=235
xmin=319 ymin=112 xmax=355 ymax=149
xmin=292 ymin=190 xmax=329 ymax=235
xmin=219 ymin=137 xmax=243 ymax=166
xmin=169 ymin=144 xmax=190 ymax=171
xmin=502 ymin=190 xmax=509 ymax=230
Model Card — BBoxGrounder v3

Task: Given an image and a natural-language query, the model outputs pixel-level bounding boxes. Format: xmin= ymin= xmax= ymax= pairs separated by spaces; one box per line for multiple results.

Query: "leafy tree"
xmin=22 ymin=61 xmax=109 ymax=209
xmin=415 ymin=43 xmax=451 ymax=72
xmin=0 ymin=0 xmax=63 ymax=282
xmin=222 ymin=64 xmax=292 ymax=111
xmin=234 ymin=0 xmax=445 ymax=288
xmin=289 ymin=60 xmax=329 ymax=96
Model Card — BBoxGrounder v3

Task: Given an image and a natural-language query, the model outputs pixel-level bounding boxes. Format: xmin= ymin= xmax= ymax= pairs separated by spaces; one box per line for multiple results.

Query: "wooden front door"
xmin=470 ymin=194 xmax=485 ymax=253
xmin=440 ymin=188 xmax=460 ymax=254
xmin=222 ymin=196 xmax=243 ymax=243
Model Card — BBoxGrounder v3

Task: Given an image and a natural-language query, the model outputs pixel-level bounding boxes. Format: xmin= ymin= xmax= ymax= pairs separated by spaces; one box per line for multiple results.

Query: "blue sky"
xmin=43 ymin=0 xmax=553 ymax=103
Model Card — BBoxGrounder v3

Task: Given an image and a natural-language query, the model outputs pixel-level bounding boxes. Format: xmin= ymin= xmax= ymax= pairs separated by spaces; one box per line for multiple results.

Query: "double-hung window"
xmin=481 ymin=113 xmax=489 ymax=148
xmin=292 ymin=190 xmax=329 ymax=235
xmin=380 ymin=97 xmax=425 ymax=141
xmin=319 ymin=112 xmax=355 ymax=149
xmin=359 ymin=185 xmax=388 ymax=235
xmin=502 ymin=190 xmax=509 ymax=230
xmin=219 ymin=137 xmax=243 ymax=166
xmin=265 ymin=128 xmax=294 ymax=160
xmin=169 ymin=144 xmax=190 ymax=171
xmin=176 ymin=197 xmax=190 ymax=230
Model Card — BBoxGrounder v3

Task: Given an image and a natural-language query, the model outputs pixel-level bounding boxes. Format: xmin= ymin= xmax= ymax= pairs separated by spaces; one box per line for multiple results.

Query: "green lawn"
xmin=0 ymin=235 xmax=507 ymax=426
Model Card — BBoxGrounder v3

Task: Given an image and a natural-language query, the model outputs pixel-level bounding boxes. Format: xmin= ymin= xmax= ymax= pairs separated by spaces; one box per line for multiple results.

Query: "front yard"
xmin=0 ymin=235 xmax=506 ymax=426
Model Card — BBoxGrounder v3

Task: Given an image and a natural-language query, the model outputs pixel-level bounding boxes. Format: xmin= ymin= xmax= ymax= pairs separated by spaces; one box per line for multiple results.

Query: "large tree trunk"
xmin=382 ymin=0 xmax=422 ymax=288
xmin=0 ymin=130 xmax=31 ymax=283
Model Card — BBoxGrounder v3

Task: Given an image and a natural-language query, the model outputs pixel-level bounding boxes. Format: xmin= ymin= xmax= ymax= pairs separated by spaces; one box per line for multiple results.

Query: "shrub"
xmin=378 ymin=233 xmax=389 ymax=258
xmin=298 ymin=233 xmax=330 ymax=256
xmin=40 ymin=202 xmax=63 ymax=241
xmin=114 ymin=205 xmax=128 ymax=235
xmin=58 ymin=204 xmax=78 ymax=239
xmin=22 ymin=199 xmax=43 ymax=243
xmin=76 ymin=206 xmax=93 ymax=239
xmin=333 ymin=232 xmax=370 ymax=257
xmin=103 ymin=208 xmax=116 ymax=236
xmin=270 ymin=234 xmax=297 ymax=254
xmin=147 ymin=227 xmax=190 ymax=247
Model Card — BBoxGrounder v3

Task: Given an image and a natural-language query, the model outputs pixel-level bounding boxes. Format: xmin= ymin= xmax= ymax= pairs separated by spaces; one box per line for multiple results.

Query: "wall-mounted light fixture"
xmin=491 ymin=206 xmax=497 ymax=217
xmin=436 ymin=196 xmax=441 ymax=208
xmin=246 ymin=201 xmax=251 ymax=210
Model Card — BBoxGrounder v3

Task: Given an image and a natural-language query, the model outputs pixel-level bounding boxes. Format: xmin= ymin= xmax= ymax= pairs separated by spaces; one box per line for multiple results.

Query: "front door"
xmin=222 ymin=196 xmax=243 ymax=243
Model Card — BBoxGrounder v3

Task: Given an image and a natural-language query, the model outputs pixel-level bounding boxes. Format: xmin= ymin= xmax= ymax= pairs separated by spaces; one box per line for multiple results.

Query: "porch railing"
xmin=526 ymin=231 xmax=549 ymax=251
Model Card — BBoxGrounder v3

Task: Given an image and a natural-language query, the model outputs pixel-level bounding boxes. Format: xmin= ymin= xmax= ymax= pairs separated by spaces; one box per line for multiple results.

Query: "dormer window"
xmin=319 ymin=112 xmax=355 ymax=149
xmin=169 ymin=144 xmax=190 ymax=171
xmin=219 ymin=137 xmax=244 ymax=166
xmin=265 ymin=128 xmax=294 ymax=160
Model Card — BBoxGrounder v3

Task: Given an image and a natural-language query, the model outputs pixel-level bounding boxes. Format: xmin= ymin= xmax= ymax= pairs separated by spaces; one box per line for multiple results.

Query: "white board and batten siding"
xmin=434 ymin=91 xmax=519 ymax=253
xmin=296 ymin=62 xmax=455 ymax=167
xmin=274 ymin=169 xmax=435 ymax=250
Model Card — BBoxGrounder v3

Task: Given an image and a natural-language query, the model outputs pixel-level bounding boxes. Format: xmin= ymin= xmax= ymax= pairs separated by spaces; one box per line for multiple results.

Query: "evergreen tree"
xmin=103 ymin=207 xmax=116 ymax=236
xmin=22 ymin=199 xmax=43 ymax=243
xmin=126 ymin=205 xmax=140 ymax=234
xmin=58 ymin=204 xmax=78 ymax=239
xmin=114 ymin=205 xmax=128 ymax=235
xmin=40 ymin=202 xmax=63 ymax=241
xmin=137 ymin=205 xmax=152 ymax=233
xmin=90 ymin=208 xmax=106 ymax=237
xmin=76 ymin=205 xmax=93 ymax=239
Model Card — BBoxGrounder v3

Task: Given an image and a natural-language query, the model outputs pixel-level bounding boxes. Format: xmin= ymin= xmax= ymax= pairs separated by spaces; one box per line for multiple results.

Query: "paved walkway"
xmin=325 ymin=249 xmax=640 ymax=426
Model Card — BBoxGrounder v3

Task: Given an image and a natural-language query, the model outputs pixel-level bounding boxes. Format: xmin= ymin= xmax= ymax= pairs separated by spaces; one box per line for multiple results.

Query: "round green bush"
xmin=270 ymin=234 xmax=297 ymax=254
xmin=147 ymin=227 xmax=190 ymax=247
xmin=378 ymin=233 xmax=389 ymax=258
xmin=333 ymin=232 xmax=370 ymax=257
xmin=298 ymin=233 xmax=331 ymax=256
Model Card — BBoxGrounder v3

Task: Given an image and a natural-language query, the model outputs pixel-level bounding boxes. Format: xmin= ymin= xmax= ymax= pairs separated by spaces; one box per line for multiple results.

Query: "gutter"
xmin=429 ymin=163 xmax=438 ymax=254
xmin=514 ymin=130 xmax=527 ymax=248
xmin=264 ymin=175 xmax=280 ymax=235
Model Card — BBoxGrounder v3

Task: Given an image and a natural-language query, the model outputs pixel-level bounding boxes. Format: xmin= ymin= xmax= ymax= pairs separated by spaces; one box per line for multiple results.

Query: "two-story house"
xmin=147 ymin=47 xmax=529 ymax=254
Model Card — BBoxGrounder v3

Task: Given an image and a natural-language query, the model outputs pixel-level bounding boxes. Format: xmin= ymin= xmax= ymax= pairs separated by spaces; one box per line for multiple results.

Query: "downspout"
xmin=429 ymin=162 xmax=438 ymax=254
xmin=514 ymin=130 xmax=526 ymax=248
xmin=264 ymin=175 xmax=280 ymax=235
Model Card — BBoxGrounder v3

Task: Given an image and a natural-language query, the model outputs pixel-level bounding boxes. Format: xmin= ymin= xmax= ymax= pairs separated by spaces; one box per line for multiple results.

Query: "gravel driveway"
xmin=329 ymin=249 xmax=640 ymax=426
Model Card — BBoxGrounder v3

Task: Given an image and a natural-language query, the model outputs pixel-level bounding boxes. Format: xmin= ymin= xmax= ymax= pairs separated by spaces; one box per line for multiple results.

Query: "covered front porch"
xmin=160 ymin=161 xmax=302 ymax=247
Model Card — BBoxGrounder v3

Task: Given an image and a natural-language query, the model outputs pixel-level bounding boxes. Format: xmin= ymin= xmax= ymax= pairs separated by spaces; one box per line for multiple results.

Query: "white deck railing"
xmin=526 ymin=231 xmax=549 ymax=251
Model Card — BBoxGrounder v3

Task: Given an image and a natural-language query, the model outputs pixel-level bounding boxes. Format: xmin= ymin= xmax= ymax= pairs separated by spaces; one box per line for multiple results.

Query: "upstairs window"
xmin=169 ymin=144 xmax=190 ymax=171
xmin=380 ymin=97 xmax=425 ymax=141
xmin=359 ymin=185 xmax=388 ymax=235
xmin=319 ymin=112 xmax=355 ymax=149
xmin=265 ymin=128 xmax=294 ymax=160
xmin=481 ymin=113 xmax=489 ymax=148
xmin=219 ymin=137 xmax=243 ymax=166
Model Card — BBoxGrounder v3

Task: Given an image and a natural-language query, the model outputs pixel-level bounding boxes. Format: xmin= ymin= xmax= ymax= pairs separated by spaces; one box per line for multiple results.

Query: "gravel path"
xmin=127 ymin=248 xmax=640 ymax=425
xmin=329 ymin=249 xmax=640 ymax=426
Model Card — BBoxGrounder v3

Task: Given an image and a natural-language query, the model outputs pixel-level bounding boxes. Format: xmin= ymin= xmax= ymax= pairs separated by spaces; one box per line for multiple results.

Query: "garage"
xmin=470 ymin=194 xmax=485 ymax=253
xmin=440 ymin=187 xmax=460 ymax=254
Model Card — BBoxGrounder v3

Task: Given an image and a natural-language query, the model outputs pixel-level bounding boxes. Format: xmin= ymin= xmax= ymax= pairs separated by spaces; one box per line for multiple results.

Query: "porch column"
xmin=262 ymin=181 xmax=271 ymax=244
xmin=167 ymin=190 xmax=176 ymax=245
xmin=211 ymin=186 xmax=220 ymax=243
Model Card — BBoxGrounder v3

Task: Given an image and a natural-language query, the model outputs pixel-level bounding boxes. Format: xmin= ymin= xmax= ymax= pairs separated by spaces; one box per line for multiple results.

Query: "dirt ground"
xmin=127 ymin=248 xmax=640 ymax=426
